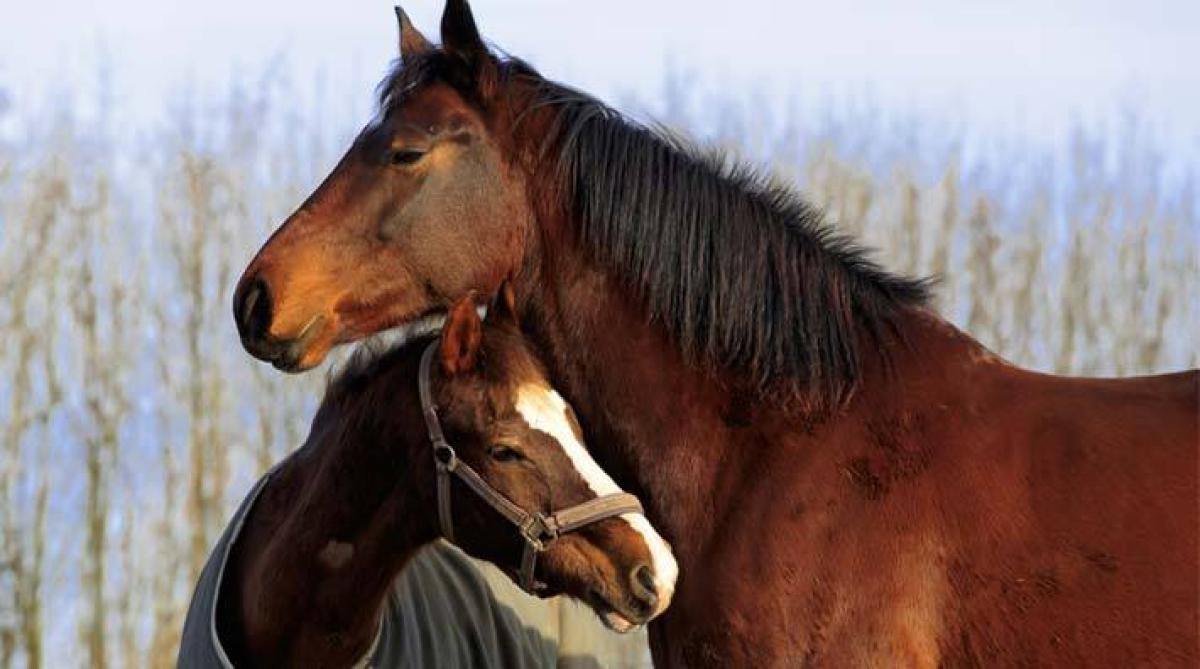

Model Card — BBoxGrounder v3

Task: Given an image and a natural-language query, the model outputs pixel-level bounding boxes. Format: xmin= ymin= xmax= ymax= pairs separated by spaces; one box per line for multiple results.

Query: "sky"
xmin=2 ymin=0 xmax=1198 ymax=159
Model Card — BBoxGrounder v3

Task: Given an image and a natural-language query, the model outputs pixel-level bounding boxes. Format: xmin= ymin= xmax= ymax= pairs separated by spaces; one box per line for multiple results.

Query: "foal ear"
xmin=395 ymin=6 xmax=433 ymax=62
xmin=440 ymin=0 xmax=486 ymax=66
xmin=440 ymin=293 xmax=483 ymax=375
xmin=487 ymin=280 xmax=519 ymax=328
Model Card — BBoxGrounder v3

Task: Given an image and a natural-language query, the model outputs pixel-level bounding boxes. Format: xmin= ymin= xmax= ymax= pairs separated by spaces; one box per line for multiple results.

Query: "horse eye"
xmin=490 ymin=445 xmax=523 ymax=463
xmin=389 ymin=149 xmax=425 ymax=166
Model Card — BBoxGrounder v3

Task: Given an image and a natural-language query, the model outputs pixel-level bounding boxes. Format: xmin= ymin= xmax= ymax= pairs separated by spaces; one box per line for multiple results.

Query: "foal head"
xmin=324 ymin=288 xmax=676 ymax=630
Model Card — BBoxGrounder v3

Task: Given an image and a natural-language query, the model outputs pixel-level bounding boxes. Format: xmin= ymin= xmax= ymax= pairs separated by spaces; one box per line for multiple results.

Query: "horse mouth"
xmin=241 ymin=314 xmax=330 ymax=373
xmin=587 ymin=589 xmax=649 ymax=634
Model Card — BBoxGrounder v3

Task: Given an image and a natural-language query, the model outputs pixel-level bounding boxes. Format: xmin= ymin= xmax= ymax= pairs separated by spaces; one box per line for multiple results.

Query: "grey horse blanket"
xmin=176 ymin=471 xmax=651 ymax=668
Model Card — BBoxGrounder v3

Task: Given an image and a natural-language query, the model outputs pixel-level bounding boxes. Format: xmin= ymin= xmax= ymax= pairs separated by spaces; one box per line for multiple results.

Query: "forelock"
xmin=377 ymin=52 xmax=444 ymax=114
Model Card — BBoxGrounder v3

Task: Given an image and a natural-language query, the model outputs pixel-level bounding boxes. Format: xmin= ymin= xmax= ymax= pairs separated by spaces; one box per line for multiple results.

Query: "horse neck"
xmin=273 ymin=413 xmax=434 ymax=580
xmin=229 ymin=373 xmax=436 ymax=665
xmin=516 ymin=235 xmax=998 ymax=566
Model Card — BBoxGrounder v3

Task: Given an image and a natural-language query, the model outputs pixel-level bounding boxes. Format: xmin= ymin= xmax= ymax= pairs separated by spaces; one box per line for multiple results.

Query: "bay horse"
xmin=231 ymin=2 xmax=1199 ymax=665
xmin=213 ymin=292 xmax=677 ymax=667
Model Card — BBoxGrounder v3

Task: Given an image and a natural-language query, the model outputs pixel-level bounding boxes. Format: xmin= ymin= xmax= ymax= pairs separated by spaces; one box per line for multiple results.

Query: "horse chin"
xmin=354 ymin=311 xmax=450 ymax=354
xmin=343 ymin=304 xmax=492 ymax=360
xmin=586 ymin=589 xmax=647 ymax=634
xmin=599 ymin=610 xmax=640 ymax=634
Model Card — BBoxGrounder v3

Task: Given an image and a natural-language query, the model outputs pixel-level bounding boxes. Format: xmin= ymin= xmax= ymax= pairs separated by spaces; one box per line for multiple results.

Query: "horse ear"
xmin=440 ymin=293 xmax=483 ymax=375
xmin=488 ymin=280 xmax=519 ymax=328
xmin=440 ymin=0 xmax=486 ymax=66
xmin=395 ymin=6 xmax=433 ymax=62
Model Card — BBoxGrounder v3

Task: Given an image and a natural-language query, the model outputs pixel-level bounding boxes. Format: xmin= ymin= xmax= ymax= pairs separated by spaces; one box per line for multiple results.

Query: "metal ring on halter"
xmin=417 ymin=340 xmax=646 ymax=594
xmin=434 ymin=443 xmax=457 ymax=468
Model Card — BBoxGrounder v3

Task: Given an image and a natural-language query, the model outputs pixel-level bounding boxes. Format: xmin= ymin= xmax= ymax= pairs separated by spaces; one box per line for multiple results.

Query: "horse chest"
xmin=656 ymin=465 xmax=954 ymax=667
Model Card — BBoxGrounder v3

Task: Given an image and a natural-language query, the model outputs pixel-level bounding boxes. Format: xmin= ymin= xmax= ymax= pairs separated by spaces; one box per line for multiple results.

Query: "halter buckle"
xmin=518 ymin=513 xmax=557 ymax=551
xmin=434 ymin=442 xmax=457 ymax=470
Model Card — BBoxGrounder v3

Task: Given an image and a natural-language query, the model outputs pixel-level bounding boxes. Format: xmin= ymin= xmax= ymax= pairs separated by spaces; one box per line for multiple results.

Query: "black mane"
xmin=379 ymin=54 xmax=934 ymax=408
xmin=542 ymin=87 xmax=933 ymax=406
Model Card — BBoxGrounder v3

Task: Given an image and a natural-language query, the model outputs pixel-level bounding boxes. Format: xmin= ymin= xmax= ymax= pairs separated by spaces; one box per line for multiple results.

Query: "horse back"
xmin=940 ymin=366 xmax=1198 ymax=666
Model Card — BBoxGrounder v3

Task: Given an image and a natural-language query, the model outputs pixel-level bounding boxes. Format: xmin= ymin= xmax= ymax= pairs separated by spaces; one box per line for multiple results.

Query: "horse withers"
xmin=198 ymin=291 xmax=676 ymax=667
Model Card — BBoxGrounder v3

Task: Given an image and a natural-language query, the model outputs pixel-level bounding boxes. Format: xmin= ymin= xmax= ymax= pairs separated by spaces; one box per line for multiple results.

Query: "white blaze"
xmin=514 ymin=383 xmax=678 ymax=617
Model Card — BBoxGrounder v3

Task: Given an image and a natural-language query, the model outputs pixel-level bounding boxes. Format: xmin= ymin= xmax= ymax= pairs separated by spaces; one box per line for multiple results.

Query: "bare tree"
xmin=0 ymin=64 xmax=1194 ymax=666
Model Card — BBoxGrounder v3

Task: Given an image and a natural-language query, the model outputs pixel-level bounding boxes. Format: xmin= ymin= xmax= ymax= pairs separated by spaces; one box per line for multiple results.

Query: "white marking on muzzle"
xmin=514 ymin=384 xmax=678 ymax=618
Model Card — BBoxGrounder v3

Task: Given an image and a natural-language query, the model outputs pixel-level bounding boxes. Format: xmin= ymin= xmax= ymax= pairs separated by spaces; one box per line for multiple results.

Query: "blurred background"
xmin=1 ymin=1 xmax=1197 ymax=666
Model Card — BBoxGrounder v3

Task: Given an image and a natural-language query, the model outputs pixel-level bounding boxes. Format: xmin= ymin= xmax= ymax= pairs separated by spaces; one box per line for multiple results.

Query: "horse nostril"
xmin=631 ymin=564 xmax=659 ymax=611
xmin=234 ymin=276 xmax=273 ymax=343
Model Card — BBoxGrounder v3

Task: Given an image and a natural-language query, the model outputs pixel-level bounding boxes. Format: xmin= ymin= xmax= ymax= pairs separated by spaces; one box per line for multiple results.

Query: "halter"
xmin=418 ymin=341 xmax=645 ymax=593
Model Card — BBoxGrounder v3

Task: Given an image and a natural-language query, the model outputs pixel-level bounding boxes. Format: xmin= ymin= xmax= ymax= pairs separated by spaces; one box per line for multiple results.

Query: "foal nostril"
xmin=630 ymin=564 xmax=659 ymax=612
xmin=234 ymin=276 xmax=273 ymax=343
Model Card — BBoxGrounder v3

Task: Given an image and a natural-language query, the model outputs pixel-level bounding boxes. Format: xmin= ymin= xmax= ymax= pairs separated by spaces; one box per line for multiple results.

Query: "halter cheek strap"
xmin=418 ymin=342 xmax=644 ymax=593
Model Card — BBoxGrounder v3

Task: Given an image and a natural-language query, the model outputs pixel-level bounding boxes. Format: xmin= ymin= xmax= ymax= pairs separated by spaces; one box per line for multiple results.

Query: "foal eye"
xmin=489 ymin=445 xmax=524 ymax=463
xmin=389 ymin=149 xmax=426 ymax=166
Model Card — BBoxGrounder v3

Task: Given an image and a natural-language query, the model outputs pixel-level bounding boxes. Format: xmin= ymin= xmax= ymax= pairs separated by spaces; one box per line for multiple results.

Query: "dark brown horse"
xmin=231 ymin=2 xmax=1199 ymax=665
xmin=217 ymin=292 xmax=677 ymax=666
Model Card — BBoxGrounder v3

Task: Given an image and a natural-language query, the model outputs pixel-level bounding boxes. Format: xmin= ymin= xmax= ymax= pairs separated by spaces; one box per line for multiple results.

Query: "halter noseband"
xmin=417 ymin=341 xmax=645 ymax=593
